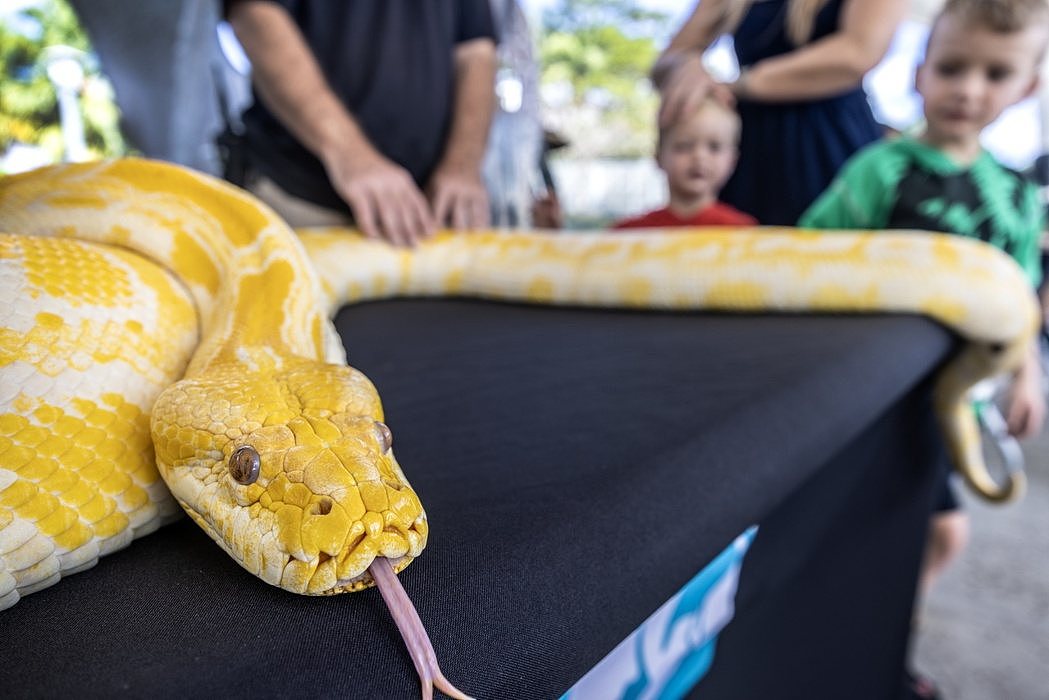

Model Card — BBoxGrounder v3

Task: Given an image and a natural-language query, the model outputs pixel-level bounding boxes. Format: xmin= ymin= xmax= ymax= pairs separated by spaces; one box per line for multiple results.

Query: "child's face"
xmin=657 ymin=105 xmax=739 ymax=203
xmin=916 ymin=15 xmax=1044 ymax=147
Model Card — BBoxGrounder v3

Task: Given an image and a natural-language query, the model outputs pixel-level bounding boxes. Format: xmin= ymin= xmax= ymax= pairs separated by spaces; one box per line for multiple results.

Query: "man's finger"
xmin=432 ymin=187 xmax=452 ymax=229
xmin=376 ymin=194 xmax=409 ymax=247
xmin=472 ymin=196 xmax=490 ymax=229
xmin=451 ymin=194 xmax=471 ymax=230
xmin=346 ymin=191 xmax=380 ymax=240
xmin=397 ymin=190 xmax=430 ymax=246
xmin=408 ymin=189 xmax=435 ymax=242
xmin=393 ymin=194 xmax=421 ymax=247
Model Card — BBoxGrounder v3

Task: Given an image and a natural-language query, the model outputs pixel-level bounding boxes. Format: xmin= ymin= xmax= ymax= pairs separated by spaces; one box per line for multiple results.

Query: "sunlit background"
xmin=2 ymin=0 xmax=1045 ymax=226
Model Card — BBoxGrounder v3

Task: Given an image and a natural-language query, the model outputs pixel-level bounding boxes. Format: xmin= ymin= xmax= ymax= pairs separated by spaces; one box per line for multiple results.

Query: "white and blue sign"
xmin=563 ymin=526 xmax=757 ymax=700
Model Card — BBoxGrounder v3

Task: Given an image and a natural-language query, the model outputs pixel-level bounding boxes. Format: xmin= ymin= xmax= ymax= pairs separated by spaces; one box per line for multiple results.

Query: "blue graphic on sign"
xmin=562 ymin=527 xmax=757 ymax=700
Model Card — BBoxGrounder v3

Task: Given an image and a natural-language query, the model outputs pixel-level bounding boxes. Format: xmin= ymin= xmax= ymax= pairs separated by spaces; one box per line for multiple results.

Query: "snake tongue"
xmin=368 ymin=558 xmax=474 ymax=700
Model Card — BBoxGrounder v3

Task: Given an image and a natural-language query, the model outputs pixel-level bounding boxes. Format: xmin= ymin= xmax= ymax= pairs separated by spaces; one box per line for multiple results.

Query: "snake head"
xmin=150 ymin=359 xmax=427 ymax=595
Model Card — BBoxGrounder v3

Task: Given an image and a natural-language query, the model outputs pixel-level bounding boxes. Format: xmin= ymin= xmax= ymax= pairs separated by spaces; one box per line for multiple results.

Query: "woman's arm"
xmin=653 ymin=0 xmax=738 ymax=127
xmin=730 ymin=0 xmax=908 ymax=103
xmin=652 ymin=0 xmax=735 ymax=88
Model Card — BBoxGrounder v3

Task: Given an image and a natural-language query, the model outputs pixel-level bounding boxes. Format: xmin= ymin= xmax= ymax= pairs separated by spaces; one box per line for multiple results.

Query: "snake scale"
xmin=0 ymin=158 xmax=1038 ymax=697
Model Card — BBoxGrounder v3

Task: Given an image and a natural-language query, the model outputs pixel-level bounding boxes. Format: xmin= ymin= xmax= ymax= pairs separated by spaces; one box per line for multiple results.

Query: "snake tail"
xmin=369 ymin=557 xmax=474 ymax=700
xmin=933 ymin=342 xmax=1027 ymax=502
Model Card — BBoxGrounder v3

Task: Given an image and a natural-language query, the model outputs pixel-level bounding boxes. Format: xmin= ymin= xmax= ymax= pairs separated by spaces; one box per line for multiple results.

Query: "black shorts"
xmin=934 ymin=456 xmax=961 ymax=513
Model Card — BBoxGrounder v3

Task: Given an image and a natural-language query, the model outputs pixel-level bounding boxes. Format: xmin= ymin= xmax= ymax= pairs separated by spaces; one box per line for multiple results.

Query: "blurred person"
xmin=68 ymin=0 xmax=239 ymax=176
xmin=653 ymin=0 xmax=907 ymax=225
xmin=800 ymin=1 xmax=1049 ymax=694
xmin=613 ymin=96 xmax=756 ymax=229
xmin=225 ymin=1 xmax=497 ymax=246
xmin=530 ymin=129 xmax=568 ymax=230
xmin=483 ymin=0 xmax=545 ymax=228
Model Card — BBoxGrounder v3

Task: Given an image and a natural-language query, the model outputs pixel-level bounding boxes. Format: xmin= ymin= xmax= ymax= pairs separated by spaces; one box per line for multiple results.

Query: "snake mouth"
xmin=334 ymin=553 xmax=411 ymax=589
xmin=292 ymin=519 xmax=425 ymax=595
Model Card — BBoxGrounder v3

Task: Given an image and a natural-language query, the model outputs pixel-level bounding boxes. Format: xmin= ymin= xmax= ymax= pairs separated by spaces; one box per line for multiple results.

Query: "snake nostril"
xmin=312 ymin=497 xmax=333 ymax=515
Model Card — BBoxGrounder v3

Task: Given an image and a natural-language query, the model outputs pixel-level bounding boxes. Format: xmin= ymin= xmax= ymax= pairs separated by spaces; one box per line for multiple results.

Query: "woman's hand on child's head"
xmin=656 ymin=51 xmax=734 ymax=128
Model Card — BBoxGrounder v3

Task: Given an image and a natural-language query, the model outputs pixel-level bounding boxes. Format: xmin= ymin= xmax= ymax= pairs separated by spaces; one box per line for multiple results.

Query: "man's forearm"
xmin=228 ymin=1 xmax=375 ymax=166
xmin=437 ymin=38 xmax=497 ymax=173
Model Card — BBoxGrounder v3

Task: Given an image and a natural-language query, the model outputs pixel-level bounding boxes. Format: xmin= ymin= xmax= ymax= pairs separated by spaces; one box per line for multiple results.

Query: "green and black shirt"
xmin=799 ymin=136 xmax=1044 ymax=286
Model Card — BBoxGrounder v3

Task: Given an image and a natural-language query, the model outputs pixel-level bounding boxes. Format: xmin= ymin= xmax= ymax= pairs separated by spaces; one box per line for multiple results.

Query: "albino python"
xmin=0 ymin=159 xmax=1038 ymax=697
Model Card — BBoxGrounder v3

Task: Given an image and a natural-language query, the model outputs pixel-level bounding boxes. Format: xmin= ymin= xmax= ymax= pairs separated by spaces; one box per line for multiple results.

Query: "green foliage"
xmin=1 ymin=0 xmax=128 ymax=168
xmin=542 ymin=0 xmax=669 ymax=39
xmin=539 ymin=0 xmax=668 ymax=158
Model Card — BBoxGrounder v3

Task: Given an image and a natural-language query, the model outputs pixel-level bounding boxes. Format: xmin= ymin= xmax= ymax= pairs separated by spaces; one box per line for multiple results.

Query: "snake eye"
xmin=375 ymin=421 xmax=393 ymax=454
xmin=229 ymin=445 xmax=261 ymax=484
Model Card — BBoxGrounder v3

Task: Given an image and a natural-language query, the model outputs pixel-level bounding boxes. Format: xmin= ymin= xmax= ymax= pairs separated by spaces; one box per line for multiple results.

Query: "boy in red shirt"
xmin=614 ymin=97 xmax=756 ymax=229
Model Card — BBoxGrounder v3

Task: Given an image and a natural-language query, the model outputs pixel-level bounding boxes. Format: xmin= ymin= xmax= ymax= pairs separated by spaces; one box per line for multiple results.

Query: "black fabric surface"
xmin=695 ymin=373 xmax=945 ymax=700
xmin=0 ymin=300 xmax=953 ymax=699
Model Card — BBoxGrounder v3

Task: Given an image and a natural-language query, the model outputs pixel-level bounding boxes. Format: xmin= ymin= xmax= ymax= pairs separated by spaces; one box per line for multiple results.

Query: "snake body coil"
xmin=0 ymin=159 xmax=1038 ymax=695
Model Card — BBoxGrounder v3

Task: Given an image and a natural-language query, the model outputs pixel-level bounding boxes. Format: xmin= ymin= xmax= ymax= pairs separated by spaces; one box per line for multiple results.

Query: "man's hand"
xmin=427 ymin=164 xmax=490 ymax=230
xmin=531 ymin=192 xmax=563 ymax=229
xmin=325 ymin=150 xmax=434 ymax=247
xmin=427 ymin=37 xmax=495 ymax=231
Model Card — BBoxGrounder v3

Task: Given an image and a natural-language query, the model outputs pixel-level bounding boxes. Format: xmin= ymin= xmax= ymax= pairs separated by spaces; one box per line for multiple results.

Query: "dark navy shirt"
xmin=232 ymin=0 xmax=496 ymax=211
xmin=721 ymin=0 xmax=882 ymax=225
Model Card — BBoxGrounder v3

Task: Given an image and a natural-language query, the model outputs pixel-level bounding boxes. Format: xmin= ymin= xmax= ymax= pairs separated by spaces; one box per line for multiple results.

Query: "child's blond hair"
xmin=656 ymin=97 xmax=741 ymax=156
xmin=940 ymin=0 xmax=1049 ymax=33
xmin=933 ymin=0 xmax=1049 ymax=60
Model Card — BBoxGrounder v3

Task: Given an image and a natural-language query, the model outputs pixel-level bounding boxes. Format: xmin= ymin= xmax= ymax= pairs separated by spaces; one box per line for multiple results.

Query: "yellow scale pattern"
xmin=1 ymin=232 xmax=196 ymax=609
xmin=0 ymin=158 xmax=1039 ymax=619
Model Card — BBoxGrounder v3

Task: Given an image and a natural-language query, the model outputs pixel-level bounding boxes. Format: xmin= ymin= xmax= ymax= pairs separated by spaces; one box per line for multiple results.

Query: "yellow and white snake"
xmin=0 ymin=158 xmax=1039 ymax=698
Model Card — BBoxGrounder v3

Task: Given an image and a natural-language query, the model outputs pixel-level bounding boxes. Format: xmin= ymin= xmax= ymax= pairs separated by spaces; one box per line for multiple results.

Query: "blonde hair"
xmin=931 ymin=0 xmax=1049 ymax=61
xmin=656 ymin=97 xmax=742 ymax=154
xmin=721 ymin=0 xmax=832 ymax=46
xmin=938 ymin=0 xmax=1049 ymax=33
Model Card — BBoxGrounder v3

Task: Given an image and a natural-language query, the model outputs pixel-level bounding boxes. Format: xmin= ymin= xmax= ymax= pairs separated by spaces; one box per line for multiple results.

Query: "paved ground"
xmin=912 ymin=425 xmax=1049 ymax=699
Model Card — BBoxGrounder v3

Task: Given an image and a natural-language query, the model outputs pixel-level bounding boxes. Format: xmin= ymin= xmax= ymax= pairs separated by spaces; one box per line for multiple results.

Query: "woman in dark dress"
xmin=654 ymin=4 xmax=950 ymax=696
xmin=653 ymin=0 xmax=906 ymax=225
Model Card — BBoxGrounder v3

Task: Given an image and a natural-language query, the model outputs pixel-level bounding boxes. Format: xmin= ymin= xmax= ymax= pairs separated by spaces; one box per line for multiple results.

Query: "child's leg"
xmin=919 ymin=508 xmax=970 ymax=598
xmin=909 ymin=469 xmax=964 ymax=698
xmin=918 ymin=462 xmax=968 ymax=599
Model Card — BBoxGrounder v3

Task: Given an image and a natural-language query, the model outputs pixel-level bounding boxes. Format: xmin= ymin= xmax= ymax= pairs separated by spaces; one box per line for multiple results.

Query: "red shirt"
xmin=612 ymin=202 xmax=758 ymax=229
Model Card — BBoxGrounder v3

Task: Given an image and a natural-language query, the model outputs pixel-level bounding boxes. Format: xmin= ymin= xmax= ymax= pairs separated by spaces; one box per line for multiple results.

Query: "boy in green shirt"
xmin=801 ymin=0 xmax=1048 ymax=664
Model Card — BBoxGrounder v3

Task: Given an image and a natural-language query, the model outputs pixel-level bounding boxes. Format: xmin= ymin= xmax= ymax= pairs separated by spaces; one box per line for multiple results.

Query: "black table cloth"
xmin=0 ymin=300 xmax=953 ymax=699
